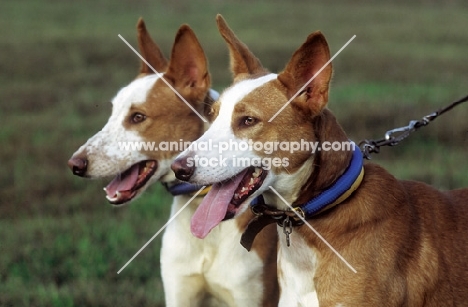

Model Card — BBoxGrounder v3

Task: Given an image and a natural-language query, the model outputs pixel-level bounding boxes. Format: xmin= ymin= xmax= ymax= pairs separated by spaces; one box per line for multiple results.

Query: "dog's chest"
xmin=277 ymin=229 xmax=320 ymax=307
xmin=162 ymin=196 xmax=265 ymax=305
xmin=203 ymin=222 xmax=265 ymax=292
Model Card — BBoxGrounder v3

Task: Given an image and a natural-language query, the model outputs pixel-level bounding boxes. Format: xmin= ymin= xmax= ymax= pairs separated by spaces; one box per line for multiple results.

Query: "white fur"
xmin=161 ymin=194 xmax=265 ymax=307
xmin=278 ymin=233 xmax=319 ymax=307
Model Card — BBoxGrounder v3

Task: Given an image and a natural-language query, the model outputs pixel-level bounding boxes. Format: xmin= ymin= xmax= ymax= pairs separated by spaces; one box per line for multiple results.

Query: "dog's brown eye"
xmin=131 ymin=112 xmax=146 ymax=124
xmin=242 ymin=116 xmax=257 ymax=126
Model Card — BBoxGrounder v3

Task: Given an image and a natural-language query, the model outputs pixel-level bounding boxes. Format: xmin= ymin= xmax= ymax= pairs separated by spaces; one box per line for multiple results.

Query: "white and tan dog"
xmin=172 ymin=15 xmax=468 ymax=306
xmin=68 ymin=19 xmax=278 ymax=307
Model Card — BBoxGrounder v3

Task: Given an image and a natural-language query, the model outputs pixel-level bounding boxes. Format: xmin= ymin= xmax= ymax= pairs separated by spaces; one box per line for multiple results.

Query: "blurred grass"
xmin=1 ymin=0 xmax=467 ymax=306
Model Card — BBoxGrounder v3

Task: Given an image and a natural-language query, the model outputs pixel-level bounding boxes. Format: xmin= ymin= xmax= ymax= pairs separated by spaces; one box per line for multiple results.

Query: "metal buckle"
xmin=250 ymin=204 xmax=263 ymax=216
xmin=292 ymin=207 xmax=305 ymax=220
xmin=384 ymin=120 xmax=417 ymax=142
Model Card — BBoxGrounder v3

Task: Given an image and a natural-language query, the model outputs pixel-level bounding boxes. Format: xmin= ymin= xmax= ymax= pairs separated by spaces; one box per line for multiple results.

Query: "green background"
xmin=1 ymin=0 xmax=467 ymax=306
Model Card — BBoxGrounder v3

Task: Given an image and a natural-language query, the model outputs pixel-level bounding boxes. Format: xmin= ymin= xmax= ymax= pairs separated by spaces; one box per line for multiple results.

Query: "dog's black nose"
xmin=68 ymin=157 xmax=88 ymax=177
xmin=171 ymin=156 xmax=194 ymax=181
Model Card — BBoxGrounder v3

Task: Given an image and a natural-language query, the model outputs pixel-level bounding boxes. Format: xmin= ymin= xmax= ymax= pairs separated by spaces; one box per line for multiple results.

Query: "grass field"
xmin=1 ymin=0 xmax=467 ymax=306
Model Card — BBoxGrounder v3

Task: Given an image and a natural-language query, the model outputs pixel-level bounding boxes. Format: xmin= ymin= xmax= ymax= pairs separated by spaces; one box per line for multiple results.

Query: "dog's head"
xmin=68 ymin=18 xmax=212 ymax=205
xmin=171 ymin=15 xmax=349 ymax=238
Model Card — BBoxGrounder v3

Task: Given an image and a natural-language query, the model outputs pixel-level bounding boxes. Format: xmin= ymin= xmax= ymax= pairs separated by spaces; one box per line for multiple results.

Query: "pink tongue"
xmin=104 ymin=164 xmax=139 ymax=198
xmin=191 ymin=169 xmax=248 ymax=239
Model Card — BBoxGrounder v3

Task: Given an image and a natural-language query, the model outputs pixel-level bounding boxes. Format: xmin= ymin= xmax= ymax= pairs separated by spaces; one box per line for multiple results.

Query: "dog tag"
xmin=282 ymin=217 xmax=293 ymax=247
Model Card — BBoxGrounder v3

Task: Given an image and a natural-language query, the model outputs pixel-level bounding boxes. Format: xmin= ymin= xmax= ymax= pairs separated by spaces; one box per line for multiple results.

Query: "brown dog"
xmin=172 ymin=14 xmax=468 ymax=306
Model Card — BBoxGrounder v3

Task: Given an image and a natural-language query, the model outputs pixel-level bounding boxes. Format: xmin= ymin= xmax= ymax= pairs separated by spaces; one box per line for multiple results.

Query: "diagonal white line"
xmin=268 ymin=186 xmax=357 ymax=273
xmin=117 ymin=186 xmax=207 ymax=274
xmin=268 ymin=35 xmax=356 ymax=122
xmin=118 ymin=34 xmax=207 ymax=123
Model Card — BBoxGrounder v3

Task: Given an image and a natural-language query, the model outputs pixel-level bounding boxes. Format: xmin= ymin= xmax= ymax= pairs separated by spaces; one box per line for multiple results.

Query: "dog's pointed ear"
xmin=137 ymin=18 xmax=168 ymax=74
xmin=278 ymin=31 xmax=332 ymax=115
xmin=216 ymin=14 xmax=267 ymax=81
xmin=164 ymin=24 xmax=210 ymax=89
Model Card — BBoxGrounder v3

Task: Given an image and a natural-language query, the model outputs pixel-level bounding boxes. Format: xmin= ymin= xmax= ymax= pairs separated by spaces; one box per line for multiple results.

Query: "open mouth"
xmin=190 ymin=166 xmax=268 ymax=239
xmin=228 ymin=167 xmax=267 ymax=218
xmin=103 ymin=160 xmax=158 ymax=205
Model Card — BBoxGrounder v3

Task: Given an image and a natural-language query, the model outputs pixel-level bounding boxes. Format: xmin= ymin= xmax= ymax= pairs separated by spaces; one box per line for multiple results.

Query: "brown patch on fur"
xmin=122 ymin=84 xmax=206 ymax=160
xmin=203 ymin=93 xmax=218 ymax=121
xmin=230 ymin=80 xmax=319 ymax=174
xmin=295 ymin=109 xmax=353 ymax=204
xmin=165 ymin=25 xmax=210 ymax=89
xmin=216 ymin=14 xmax=269 ymax=82
xmin=137 ymin=18 xmax=168 ymax=74
xmin=294 ymin=163 xmax=468 ymax=306
xmin=277 ymin=31 xmax=332 ymax=116
xmin=123 ymin=22 xmax=212 ymax=160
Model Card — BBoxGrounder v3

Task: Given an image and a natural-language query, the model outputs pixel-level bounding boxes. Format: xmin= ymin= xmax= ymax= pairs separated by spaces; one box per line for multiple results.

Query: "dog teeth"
xmin=234 ymin=193 xmax=239 ymax=199
xmin=241 ymin=187 xmax=247 ymax=193
xmin=249 ymin=178 xmax=254 ymax=185
xmin=252 ymin=168 xmax=261 ymax=178
xmin=106 ymin=194 xmax=118 ymax=202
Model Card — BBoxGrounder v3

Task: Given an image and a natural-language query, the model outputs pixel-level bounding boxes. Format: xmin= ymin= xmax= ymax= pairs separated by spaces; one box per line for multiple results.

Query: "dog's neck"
xmin=295 ymin=109 xmax=354 ymax=205
xmin=262 ymin=109 xmax=354 ymax=208
xmin=240 ymin=110 xmax=360 ymax=251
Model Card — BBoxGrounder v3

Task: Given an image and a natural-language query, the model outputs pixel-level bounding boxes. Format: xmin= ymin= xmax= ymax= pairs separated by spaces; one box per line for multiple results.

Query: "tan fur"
xmin=137 ymin=18 xmax=168 ymax=74
xmin=302 ymin=163 xmax=468 ymax=306
xmin=216 ymin=16 xmax=268 ymax=82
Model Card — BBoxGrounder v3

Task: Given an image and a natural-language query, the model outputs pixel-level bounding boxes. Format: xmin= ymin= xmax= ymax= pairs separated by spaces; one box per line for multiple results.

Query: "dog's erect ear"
xmin=137 ymin=18 xmax=169 ymax=74
xmin=216 ymin=14 xmax=267 ymax=81
xmin=164 ymin=25 xmax=210 ymax=89
xmin=278 ymin=31 xmax=332 ymax=115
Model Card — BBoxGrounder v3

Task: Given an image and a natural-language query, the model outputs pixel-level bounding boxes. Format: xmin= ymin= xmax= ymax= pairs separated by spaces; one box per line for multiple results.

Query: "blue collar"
xmin=163 ymin=182 xmax=203 ymax=196
xmin=251 ymin=142 xmax=364 ymax=219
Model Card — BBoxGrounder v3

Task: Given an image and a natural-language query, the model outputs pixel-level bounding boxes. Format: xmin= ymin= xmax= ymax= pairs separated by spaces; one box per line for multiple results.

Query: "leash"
xmin=359 ymin=94 xmax=468 ymax=159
